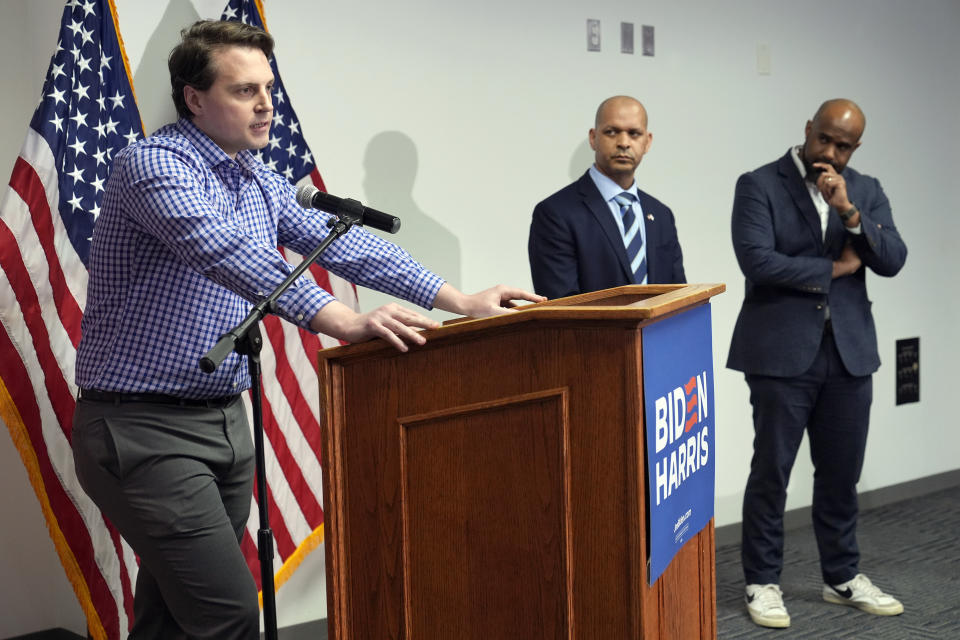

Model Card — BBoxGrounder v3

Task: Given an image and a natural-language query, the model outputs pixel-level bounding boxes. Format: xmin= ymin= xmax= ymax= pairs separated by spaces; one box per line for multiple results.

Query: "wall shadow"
xmin=362 ymin=131 xmax=462 ymax=297
xmin=568 ymin=138 xmax=593 ymax=182
xmin=132 ymin=0 xmax=199 ymax=133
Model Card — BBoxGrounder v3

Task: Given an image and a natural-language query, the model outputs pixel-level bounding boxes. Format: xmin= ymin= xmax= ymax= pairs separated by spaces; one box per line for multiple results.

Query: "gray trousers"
xmin=72 ymin=396 xmax=260 ymax=639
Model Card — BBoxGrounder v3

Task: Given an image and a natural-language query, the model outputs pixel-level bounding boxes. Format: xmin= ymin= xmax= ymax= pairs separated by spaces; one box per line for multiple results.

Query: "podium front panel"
xmin=319 ymin=292 xmax=718 ymax=640
xmin=399 ymin=390 xmax=570 ymax=638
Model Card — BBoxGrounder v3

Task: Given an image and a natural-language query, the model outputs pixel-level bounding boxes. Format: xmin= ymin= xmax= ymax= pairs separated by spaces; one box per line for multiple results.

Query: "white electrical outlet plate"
xmin=757 ymin=43 xmax=772 ymax=75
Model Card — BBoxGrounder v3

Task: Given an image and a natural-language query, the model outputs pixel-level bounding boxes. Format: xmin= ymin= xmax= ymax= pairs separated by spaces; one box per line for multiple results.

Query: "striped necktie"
xmin=613 ymin=192 xmax=647 ymax=284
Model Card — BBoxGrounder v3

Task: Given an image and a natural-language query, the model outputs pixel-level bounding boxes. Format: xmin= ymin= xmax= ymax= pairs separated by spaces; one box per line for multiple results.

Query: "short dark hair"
xmin=168 ymin=20 xmax=274 ymax=120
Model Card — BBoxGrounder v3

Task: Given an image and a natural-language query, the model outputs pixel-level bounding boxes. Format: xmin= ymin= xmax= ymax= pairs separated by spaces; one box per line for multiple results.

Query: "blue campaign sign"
xmin=642 ymin=303 xmax=715 ymax=584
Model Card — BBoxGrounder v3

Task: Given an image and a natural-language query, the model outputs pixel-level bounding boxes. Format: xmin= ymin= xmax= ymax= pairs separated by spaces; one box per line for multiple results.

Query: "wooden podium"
xmin=316 ymin=284 xmax=724 ymax=639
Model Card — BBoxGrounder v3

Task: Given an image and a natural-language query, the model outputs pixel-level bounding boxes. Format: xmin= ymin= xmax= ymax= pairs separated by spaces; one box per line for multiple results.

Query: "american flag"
xmin=0 ymin=1 xmax=142 ymax=638
xmin=220 ymin=0 xmax=359 ymax=596
xmin=0 ymin=0 xmax=355 ymax=637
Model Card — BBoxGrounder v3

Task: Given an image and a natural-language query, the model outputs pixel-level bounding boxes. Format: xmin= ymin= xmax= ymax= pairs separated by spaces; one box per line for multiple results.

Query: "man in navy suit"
xmin=528 ymin=96 xmax=685 ymax=298
xmin=728 ymin=99 xmax=907 ymax=628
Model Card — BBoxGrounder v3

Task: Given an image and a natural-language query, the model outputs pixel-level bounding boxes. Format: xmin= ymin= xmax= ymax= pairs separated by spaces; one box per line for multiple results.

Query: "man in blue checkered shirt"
xmin=71 ymin=20 xmax=541 ymax=639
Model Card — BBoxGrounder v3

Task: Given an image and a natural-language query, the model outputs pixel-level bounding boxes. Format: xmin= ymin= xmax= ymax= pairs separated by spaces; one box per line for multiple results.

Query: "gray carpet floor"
xmin=283 ymin=487 xmax=960 ymax=639
xmin=716 ymin=486 xmax=960 ymax=639
xmin=14 ymin=487 xmax=958 ymax=639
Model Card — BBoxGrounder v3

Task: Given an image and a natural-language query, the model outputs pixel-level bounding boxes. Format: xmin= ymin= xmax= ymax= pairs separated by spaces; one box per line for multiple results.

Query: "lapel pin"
xmin=647 ymin=213 xmax=655 ymax=221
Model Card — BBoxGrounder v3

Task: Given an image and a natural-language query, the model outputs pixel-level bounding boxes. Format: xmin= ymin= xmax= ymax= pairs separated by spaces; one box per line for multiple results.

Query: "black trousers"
xmin=741 ymin=329 xmax=872 ymax=586
xmin=72 ymin=396 xmax=259 ymax=639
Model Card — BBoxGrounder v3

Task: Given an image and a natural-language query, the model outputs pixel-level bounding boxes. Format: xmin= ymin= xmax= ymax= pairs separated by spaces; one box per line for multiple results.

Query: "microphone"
xmin=295 ymin=185 xmax=401 ymax=234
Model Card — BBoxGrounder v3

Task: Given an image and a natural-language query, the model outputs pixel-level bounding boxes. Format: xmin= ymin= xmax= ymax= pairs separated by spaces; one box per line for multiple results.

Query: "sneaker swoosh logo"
xmin=746 ymin=593 xmax=756 ymax=603
xmin=833 ymin=586 xmax=854 ymax=599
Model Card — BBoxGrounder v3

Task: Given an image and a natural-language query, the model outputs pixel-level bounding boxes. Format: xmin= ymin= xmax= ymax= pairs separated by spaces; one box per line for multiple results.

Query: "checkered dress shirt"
xmin=76 ymin=119 xmax=444 ymax=397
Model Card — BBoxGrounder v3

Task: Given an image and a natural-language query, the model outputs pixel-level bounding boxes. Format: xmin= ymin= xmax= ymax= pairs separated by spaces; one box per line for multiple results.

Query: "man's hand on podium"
xmin=433 ymin=283 xmax=545 ymax=319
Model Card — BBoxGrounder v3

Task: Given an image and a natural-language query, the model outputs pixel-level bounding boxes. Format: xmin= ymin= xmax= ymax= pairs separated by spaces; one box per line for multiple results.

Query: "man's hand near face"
xmin=814 ymin=162 xmax=861 ymax=228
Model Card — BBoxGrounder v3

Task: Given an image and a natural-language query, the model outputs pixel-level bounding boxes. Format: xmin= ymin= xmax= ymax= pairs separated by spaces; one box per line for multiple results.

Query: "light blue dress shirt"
xmin=588 ymin=164 xmax=648 ymax=284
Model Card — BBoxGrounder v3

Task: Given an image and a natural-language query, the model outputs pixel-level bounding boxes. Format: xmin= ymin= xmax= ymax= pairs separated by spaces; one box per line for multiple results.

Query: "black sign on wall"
xmin=895 ymin=338 xmax=920 ymax=405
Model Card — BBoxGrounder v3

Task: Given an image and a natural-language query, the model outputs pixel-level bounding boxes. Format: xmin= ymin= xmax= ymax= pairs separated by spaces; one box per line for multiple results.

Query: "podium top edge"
xmin=317 ymin=284 xmax=725 ymax=361
xmin=441 ymin=283 xmax=725 ymax=323
xmin=513 ymin=283 xmax=726 ymax=313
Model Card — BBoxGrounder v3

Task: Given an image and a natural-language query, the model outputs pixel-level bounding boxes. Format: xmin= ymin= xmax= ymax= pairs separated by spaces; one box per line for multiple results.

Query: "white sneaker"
xmin=745 ymin=583 xmax=791 ymax=628
xmin=822 ymin=573 xmax=904 ymax=615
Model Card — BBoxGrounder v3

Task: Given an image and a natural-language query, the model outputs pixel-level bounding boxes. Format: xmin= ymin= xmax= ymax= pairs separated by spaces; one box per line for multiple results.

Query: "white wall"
xmin=2 ymin=0 xmax=958 ymax=636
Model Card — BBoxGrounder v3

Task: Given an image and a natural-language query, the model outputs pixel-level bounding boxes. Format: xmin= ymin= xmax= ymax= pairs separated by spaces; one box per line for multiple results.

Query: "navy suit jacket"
xmin=528 ymin=171 xmax=685 ymax=299
xmin=727 ymin=151 xmax=907 ymax=378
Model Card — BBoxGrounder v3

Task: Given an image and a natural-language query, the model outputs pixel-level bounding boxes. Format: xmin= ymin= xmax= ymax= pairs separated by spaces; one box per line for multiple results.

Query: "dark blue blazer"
xmin=528 ymin=171 xmax=685 ymax=299
xmin=727 ymin=151 xmax=907 ymax=378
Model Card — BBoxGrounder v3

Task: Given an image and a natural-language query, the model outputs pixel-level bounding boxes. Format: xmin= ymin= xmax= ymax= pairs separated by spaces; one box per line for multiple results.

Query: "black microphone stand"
xmin=198 ymin=206 xmax=361 ymax=640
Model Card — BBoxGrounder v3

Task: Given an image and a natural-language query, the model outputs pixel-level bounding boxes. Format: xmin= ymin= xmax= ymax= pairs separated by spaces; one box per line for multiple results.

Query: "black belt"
xmin=78 ymin=388 xmax=240 ymax=408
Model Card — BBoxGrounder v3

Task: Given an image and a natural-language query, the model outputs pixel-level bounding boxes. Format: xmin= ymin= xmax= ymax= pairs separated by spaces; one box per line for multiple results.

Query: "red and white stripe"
xmin=1 ymin=126 xmax=134 ymax=638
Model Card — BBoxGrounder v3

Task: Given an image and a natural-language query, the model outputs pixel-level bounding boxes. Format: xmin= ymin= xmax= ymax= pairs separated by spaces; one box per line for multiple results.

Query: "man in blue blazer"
xmin=728 ymin=99 xmax=907 ymax=628
xmin=528 ymin=96 xmax=685 ymax=299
